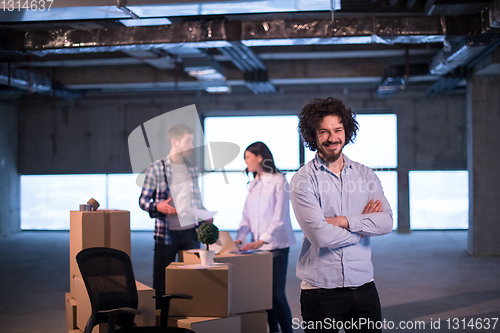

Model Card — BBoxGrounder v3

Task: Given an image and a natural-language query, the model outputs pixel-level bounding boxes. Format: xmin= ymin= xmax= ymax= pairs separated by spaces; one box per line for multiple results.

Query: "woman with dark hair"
xmin=235 ymin=141 xmax=296 ymax=333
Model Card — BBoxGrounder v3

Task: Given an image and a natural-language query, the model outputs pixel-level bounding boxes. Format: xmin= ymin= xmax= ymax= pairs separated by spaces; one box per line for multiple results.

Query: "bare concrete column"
xmin=0 ymin=102 xmax=20 ymax=237
xmin=467 ymin=75 xmax=500 ymax=256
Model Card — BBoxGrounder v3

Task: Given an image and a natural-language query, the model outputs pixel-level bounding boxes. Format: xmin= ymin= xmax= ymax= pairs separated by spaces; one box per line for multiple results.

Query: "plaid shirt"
xmin=139 ymin=155 xmax=203 ymax=245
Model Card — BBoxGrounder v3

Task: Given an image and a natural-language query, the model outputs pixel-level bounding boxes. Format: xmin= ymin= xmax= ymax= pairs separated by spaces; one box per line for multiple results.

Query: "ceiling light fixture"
xmin=120 ymin=18 xmax=172 ymax=27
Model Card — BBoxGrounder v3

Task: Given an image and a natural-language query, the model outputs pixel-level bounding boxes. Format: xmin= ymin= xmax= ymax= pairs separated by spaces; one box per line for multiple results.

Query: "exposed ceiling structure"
xmin=1 ymin=0 xmax=500 ymax=99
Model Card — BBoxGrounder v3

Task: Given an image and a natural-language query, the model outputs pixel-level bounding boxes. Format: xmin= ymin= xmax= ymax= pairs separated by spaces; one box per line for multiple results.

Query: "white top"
xmin=236 ymin=173 xmax=296 ymax=250
xmin=168 ymin=161 xmax=195 ymax=230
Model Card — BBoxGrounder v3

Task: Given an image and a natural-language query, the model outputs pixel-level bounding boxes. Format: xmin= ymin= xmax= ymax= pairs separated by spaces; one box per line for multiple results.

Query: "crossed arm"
xmin=325 ymin=199 xmax=382 ymax=229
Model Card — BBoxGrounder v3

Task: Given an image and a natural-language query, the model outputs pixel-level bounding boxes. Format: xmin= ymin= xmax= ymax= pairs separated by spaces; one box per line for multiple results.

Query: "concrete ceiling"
xmin=0 ymin=0 xmax=499 ymax=99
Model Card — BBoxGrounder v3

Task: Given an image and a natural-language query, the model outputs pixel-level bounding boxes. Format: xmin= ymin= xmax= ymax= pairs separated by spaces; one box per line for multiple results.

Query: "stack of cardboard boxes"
xmin=65 ymin=210 xmax=156 ymax=333
xmin=65 ymin=211 xmax=273 ymax=333
xmin=165 ymin=250 xmax=273 ymax=333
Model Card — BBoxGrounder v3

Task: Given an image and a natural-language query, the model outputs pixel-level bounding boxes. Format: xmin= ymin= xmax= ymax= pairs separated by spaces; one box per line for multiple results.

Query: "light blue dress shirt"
xmin=290 ymin=153 xmax=393 ymax=289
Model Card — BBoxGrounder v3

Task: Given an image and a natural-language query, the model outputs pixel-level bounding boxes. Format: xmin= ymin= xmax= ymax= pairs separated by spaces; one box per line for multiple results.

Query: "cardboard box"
xmin=180 ymin=250 xmax=272 ymax=314
xmin=240 ymin=311 xmax=268 ymax=333
xmin=135 ymin=281 xmax=156 ymax=327
xmin=69 ymin=210 xmax=131 ymax=298
xmin=76 ymin=277 xmax=155 ymax=333
xmin=167 ymin=315 xmax=241 ymax=333
xmin=165 ymin=262 xmax=231 ymax=317
xmin=76 ymin=277 xmax=99 ymax=333
xmin=65 ymin=293 xmax=78 ymax=331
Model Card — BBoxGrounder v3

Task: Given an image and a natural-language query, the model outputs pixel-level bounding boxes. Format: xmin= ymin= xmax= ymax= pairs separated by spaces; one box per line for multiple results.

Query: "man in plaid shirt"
xmin=139 ymin=123 xmax=210 ymax=307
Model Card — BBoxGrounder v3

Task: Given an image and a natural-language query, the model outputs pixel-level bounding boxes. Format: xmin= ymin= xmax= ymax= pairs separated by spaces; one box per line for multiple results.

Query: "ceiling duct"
xmin=121 ymin=49 xmax=175 ymax=69
xmin=427 ymin=38 xmax=500 ymax=94
xmin=426 ymin=76 xmax=464 ymax=95
xmin=244 ymin=70 xmax=276 ymax=94
xmin=240 ymin=17 xmax=450 ymax=47
xmin=377 ymin=63 xmax=429 ymax=98
xmin=0 ymin=63 xmax=82 ymax=99
xmin=22 ymin=21 xmax=231 ymax=56
xmin=13 ymin=16 xmax=472 ymax=56
xmin=377 ymin=77 xmax=406 ymax=98
xmin=429 ymin=39 xmax=488 ymax=76
xmin=219 ymin=42 xmax=277 ymax=94
xmin=183 ymin=57 xmax=229 ymax=93
xmin=489 ymin=0 xmax=500 ymax=29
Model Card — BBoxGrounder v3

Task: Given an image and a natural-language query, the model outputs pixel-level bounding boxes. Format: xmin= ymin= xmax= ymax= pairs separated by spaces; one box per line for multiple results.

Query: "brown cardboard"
xmin=165 ymin=262 xmax=231 ymax=317
xmin=76 ymin=277 xmax=155 ymax=333
xmin=76 ymin=276 xmax=99 ymax=333
xmin=168 ymin=316 xmax=241 ymax=333
xmin=181 ymin=250 xmax=272 ymax=314
xmin=69 ymin=210 xmax=131 ymax=298
xmin=65 ymin=293 xmax=78 ymax=331
xmin=240 ymin=311 xmax=268 ymax=333
xmin=135 ymin=281 xmax=156 ymax=326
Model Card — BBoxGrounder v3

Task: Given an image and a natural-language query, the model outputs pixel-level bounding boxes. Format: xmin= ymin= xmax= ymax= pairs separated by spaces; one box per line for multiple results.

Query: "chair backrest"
xmin=76 ymin=247 xmax=139 ymax=331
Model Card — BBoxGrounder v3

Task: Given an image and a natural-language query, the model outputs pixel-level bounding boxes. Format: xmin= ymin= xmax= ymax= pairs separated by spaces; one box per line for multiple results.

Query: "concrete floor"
xmin=0 ymin=230 xmax=499 ymax=333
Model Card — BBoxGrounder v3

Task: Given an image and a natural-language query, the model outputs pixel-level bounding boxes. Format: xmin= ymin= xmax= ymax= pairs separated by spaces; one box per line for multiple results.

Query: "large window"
xmin=203 ymin=116 xmax=300 ymax=230
xmin=21 ymin=174 xmax=154 ymax=230
xmin=204 ymin=116 xmax=300 ymax=171
xmin=409 ymin=171 xmax=468 ymax=229
xmin=21 ymin=113 xmax=401 ymax=231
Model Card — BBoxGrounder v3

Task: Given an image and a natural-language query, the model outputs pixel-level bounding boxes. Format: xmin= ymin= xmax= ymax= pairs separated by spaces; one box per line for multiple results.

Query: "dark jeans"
xmin=153 ymin=228 xmax=200 ymax=308
xmin=267 ymin=247 xmax=293 ymax=333
xmin=300 ymin=281 xmax=382 ymax=333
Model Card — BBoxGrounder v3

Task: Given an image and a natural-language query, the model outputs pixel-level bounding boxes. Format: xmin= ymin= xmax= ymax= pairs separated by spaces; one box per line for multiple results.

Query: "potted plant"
xmin=196 ymin=223 xmax=219 ymax=266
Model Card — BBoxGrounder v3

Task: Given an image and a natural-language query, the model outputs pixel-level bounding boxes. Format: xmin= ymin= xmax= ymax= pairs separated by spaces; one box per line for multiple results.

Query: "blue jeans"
xmin=267 ymin=247 xmax=293 ymax=333
xmin=153 ymin=228 xmax=200 ymax=308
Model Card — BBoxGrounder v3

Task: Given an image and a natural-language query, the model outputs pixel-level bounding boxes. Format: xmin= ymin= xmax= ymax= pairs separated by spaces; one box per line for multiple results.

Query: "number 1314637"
xmin=2 ymin=0 xmax=54 ymax=11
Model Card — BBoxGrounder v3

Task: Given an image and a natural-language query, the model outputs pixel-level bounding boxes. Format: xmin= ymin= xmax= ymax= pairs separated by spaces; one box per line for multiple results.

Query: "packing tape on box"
xmin=104 ymin=212 xmax=111 ymax=248
xmin=88 ymin=198 xmax=100 ymax=211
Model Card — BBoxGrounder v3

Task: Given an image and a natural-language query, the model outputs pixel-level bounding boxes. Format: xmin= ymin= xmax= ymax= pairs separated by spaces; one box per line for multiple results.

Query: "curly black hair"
xmin=298 ymin=97 xmax=359 ymax=152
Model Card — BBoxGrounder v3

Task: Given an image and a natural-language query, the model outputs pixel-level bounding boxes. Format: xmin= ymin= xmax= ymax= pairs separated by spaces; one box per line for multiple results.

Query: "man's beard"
xmin=317 ymin=141 xmax=343 ymax=163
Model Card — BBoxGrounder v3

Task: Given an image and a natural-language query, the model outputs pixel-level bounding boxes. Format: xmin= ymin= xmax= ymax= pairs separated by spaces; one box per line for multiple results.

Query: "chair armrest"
xmin=153 ymin=293 xmax=193 ymax=301
xmin=98 ymin=307 xmax=142 ymax=316
xmin=154 ymin=294 xmax=193 ymax=327
xmin=97 ymin=308 xmax=141 ymax=333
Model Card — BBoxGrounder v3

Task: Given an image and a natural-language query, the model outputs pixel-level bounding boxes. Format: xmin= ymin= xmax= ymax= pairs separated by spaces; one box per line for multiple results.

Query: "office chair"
xmin=76 ymin=247 xmax=195 ymax=333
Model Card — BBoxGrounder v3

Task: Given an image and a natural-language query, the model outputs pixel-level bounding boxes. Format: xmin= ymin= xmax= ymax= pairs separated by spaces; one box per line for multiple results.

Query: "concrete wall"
xmin=0 ymin=101 xmax=20 ymax=237
xmin=467 ymin=75 xmax=500 ymax=256
xmin=18 ymin=91 xmax=467 ymax=232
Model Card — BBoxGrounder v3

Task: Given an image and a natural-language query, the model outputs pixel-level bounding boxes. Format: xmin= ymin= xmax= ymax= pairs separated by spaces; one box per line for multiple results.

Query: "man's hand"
xmin=363 ymin=199 xmax=382 ymax=214
xmin=157 ymin=197 xmax=177 ymax=215
xmin=325 ymin=216 xmax=349 ymax=229
xmin=241 ymin=240 xmax=265 ymax=251
xmin=325 ymin=200 xmax=382 ymax=230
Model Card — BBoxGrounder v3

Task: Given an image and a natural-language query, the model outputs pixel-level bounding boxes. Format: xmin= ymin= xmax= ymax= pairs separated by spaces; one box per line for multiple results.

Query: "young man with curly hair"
xmin=290 ymin=98 xmax=393 ymax=333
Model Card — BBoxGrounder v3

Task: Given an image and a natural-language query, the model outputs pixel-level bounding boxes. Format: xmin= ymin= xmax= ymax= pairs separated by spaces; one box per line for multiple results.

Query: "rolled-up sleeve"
xmin=290 ymin=172 xmax=361 ymax=249
xmin=236 ymin=196 xmax=252 ymax=243
xmin=139 ymin=165 xmax=160 ymax=219
xmin=259 ymin=175 xmax=289 ymax=244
